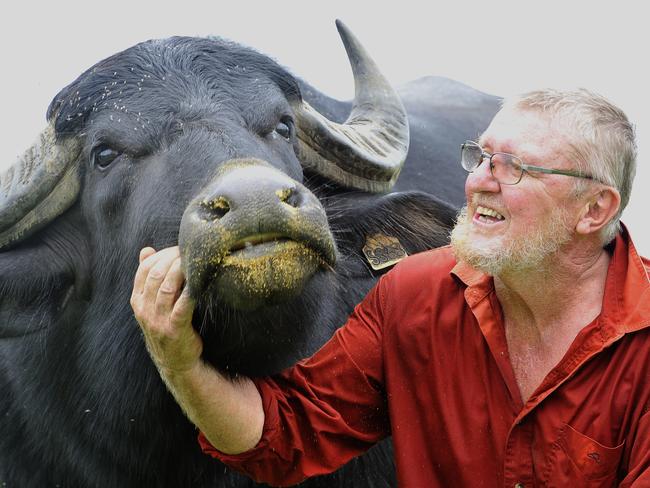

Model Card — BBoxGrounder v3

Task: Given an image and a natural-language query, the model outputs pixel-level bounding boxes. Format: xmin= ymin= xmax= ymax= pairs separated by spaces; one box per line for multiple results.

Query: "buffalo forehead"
xmin=49 ymin=36 xmax=300 ymax=138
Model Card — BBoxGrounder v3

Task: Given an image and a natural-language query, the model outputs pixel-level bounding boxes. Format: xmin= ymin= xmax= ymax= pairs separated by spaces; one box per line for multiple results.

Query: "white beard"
xmin=450 ymin=203 xmax=573 ymax=276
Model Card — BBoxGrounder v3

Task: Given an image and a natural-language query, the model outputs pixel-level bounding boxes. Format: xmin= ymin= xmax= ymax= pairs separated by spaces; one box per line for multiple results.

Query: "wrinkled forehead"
xmin=479 ymin=107 xmax=571 ymax=165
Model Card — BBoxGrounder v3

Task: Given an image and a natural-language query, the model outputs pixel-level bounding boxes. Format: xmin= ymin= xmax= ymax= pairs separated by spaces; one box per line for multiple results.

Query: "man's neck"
xmin=492 ymin=246 xmax=611 ymax=402
xmin=494 ymin=246 xmax=611 ymax=336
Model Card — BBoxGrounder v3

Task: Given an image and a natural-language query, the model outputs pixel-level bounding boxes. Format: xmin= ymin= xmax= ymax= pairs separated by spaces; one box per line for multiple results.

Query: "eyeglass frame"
xmin=460 ymin=140 xmax=600 ymax=185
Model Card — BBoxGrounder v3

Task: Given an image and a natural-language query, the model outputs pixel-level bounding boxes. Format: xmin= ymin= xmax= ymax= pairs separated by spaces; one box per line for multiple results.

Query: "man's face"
xmin=451 ymin=107 xmax=583 ymax=275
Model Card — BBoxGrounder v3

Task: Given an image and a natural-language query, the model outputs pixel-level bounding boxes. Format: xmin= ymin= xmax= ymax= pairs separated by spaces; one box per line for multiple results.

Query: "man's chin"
xmin=450 ymin=203 xmax=573 ymax=276
xmin=452 ymin=243 xmax=506 ymax=275
xmin=450 ymin=211 xmax=503 ymax=274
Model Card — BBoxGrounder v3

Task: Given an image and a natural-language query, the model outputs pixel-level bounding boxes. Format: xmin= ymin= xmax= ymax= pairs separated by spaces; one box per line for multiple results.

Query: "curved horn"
xmin=294 ymin=20 xmax=410 ymax=193
xmin=0 ymin=125 xmax=82 ymax=250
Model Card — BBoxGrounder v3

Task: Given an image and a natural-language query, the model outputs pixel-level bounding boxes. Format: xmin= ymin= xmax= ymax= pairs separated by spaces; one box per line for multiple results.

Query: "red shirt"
xmin=201 ymin=227 xmax=650 ymax=487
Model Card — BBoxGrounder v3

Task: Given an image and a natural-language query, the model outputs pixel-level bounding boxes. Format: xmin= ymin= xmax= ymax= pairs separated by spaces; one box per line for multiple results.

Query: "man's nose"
xmin=465 ymin=156 xmax=500 ymax=195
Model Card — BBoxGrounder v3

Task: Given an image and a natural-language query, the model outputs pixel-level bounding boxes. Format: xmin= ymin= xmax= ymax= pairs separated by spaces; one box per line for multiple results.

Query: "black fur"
xmin=1 ymin=35 xmax=498 ymax=487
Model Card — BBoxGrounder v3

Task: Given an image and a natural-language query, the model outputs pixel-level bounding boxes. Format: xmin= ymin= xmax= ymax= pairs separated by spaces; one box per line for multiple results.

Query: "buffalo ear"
xmin=0 ymin=125 xmax=82 ymax=250
xmin=333 ymin=191 xmax=459 ymax=273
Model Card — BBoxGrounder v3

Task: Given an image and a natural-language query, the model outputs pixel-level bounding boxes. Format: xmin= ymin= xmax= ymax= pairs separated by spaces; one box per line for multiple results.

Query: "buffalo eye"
xmin=91 ymin=145 xmax=120 ymax=170
xmin=274 ymin=117 xmax=293 ymax=140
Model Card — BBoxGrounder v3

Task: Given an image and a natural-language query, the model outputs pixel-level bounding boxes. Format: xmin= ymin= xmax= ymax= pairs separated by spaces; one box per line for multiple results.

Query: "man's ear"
xmin=575 ymin=186 xmax=621 ymax=236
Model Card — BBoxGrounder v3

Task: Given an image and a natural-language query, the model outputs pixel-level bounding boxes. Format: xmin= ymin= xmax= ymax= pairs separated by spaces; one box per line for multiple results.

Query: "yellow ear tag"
xmin=362 ymin=234 xmax=408 ymax=271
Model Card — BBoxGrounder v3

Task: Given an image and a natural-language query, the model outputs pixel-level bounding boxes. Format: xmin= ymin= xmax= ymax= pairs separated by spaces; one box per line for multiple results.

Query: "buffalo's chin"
xmin=203 ymin=240 xmax=322 ymax=311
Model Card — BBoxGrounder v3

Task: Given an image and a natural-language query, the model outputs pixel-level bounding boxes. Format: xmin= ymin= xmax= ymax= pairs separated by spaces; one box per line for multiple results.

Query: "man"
xmin=131 ymin=89 xmax=650 ymax=486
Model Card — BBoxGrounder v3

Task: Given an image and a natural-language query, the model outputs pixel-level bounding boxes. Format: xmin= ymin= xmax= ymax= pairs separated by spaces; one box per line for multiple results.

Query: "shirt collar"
xmin=450 ymin=223 xmax=650 ymax=334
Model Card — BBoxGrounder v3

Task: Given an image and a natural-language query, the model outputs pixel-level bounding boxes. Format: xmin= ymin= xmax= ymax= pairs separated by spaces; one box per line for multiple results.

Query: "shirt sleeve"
xmin=620 ymin=410 xmax=650 ymax=487
xmin=199 ymin=276 xmax=391 ymax=486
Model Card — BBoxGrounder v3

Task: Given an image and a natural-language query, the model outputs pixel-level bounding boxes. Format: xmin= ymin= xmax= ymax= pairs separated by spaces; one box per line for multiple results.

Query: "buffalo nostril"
xmin=276 ymin=187 xmax=302 ymax=208
xmin=199 ymin=196 xmax=230 ymax=220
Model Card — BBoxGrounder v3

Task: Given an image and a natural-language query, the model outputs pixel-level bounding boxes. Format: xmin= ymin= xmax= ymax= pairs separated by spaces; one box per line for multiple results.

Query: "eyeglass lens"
xmin=461 ymin=142 xmax=523 ymax=185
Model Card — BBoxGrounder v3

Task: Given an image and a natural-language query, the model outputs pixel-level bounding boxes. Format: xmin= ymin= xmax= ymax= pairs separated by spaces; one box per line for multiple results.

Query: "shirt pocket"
xmin=551 ymin=423 xmax=625 ymax=486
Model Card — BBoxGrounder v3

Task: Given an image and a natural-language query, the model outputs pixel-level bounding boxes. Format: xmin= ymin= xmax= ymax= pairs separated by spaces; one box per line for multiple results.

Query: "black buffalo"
xmin=0 ymin=21 xmax=499 ymax=487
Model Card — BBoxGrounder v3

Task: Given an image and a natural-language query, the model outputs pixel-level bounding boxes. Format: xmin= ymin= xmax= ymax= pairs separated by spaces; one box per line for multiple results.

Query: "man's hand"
xmin=130 ymin=246 xmax=202 ymax=375
xmin=130 ymin=246 xmax=264 ymax=455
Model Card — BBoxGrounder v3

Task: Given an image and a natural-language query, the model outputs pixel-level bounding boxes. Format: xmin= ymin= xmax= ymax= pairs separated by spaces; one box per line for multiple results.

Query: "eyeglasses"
xmin=460 ymin=140 xmax=598 ymax=185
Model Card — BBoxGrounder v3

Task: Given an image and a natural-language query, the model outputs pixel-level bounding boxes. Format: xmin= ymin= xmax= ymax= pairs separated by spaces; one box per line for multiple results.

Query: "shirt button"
xmin=515 ymin=483 xmax=525 ymax=488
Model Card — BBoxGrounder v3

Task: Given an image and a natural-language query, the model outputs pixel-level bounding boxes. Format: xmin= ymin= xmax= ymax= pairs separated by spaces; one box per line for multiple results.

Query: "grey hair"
xmin=501 ymin=88 xmax=637 ymax=244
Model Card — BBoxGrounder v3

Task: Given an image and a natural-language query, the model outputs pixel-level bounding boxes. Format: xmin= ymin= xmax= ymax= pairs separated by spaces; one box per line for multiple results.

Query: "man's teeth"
xmin=476 ymin=205 xmax=505 ymax=220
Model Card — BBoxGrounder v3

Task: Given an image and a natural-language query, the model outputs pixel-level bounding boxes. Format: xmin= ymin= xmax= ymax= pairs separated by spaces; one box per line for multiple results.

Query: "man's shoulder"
xmin=385 ymin=245 xmax=458 ymax=286
xmin=375 ymin=246 xmax=464 ymax=325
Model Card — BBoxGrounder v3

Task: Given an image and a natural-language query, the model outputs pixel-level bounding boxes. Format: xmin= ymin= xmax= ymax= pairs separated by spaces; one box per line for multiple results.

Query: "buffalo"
xmin=0 ymin=21 xmax=499 ymax=487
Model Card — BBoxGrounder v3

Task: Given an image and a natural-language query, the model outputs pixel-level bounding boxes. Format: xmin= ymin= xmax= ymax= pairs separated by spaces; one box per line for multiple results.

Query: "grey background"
xmin=1 ymin=0 xmax=647 ymax=254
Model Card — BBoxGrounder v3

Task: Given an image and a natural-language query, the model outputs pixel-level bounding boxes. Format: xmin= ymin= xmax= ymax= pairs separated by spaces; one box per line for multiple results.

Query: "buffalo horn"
xmin=294 ymin=20 xmax=409 ymax=193
xmin=0 ymin=125 xmax=81 ymax=250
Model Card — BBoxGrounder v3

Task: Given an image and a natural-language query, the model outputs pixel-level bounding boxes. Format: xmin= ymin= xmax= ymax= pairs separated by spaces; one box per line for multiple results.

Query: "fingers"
xmin=133 ymin=248 xmax=157 ymax=296
xmin=130 ymin=246 xmax=202 ymax=374
xmin=171 ymin=287 xmax=196 ymax=327
xmin=133 ymin=246 xmax=178 ymax=297
xmin=139 ymin=247 xmax=156 ymax=263
xmin=131 ymin=246 xmax=193 ymax=327
xmin=155 ymin=257 xmax=186 ymax=318
xmin=133 ymin=247 xmax=157 ymax=293
xmin=143 ymin=248 xmax=179 ymax=303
